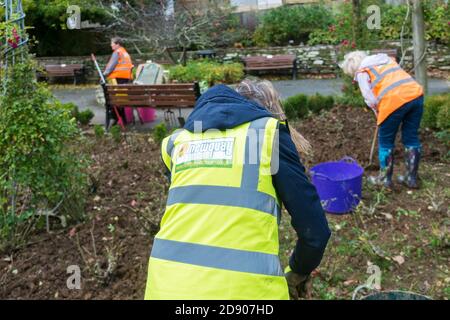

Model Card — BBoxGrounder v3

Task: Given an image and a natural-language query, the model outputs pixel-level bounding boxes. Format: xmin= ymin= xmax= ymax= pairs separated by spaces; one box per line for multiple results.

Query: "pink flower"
xmin=341 ymin=39 xmax=349 ymax=46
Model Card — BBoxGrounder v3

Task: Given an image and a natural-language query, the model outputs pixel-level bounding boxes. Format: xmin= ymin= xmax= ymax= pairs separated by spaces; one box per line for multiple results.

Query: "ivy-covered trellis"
xmin=1 ymin=0 xmax=28 ymax=91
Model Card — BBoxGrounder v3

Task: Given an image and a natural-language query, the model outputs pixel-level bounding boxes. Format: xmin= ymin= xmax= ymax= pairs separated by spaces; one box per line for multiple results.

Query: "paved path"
xmin=51 ymin=78 xmax=449 ymax=127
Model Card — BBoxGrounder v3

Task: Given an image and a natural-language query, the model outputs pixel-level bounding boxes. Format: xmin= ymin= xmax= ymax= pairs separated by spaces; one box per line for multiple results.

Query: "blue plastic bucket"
xmin=310 ymin=157 xmax=364 ymax=214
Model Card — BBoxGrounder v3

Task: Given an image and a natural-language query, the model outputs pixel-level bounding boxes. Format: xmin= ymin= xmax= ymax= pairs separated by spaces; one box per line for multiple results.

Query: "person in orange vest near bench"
xmin=103 ymin=36 xmax=134 ymax=125
xmin=340 ymin=51 xmax=424 ymax=189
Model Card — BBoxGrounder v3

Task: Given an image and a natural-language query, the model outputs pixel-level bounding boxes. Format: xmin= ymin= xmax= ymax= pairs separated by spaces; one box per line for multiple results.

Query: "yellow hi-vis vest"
xmin=357 ymin=58 xmax=423 ymax=125
xmin=145 ymin=117 xmax=289 ymax=300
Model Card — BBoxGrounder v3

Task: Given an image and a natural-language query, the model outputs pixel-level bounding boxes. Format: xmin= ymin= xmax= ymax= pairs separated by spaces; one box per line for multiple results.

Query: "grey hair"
xmin=111 ymin=37 xmax=124 ymax=46
xmin=339 ymin=51 xmax=368 ymax=77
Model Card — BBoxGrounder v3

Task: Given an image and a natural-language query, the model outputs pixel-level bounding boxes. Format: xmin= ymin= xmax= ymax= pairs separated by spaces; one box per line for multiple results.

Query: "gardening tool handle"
xmin=352 ymin=284 xmax=373 ymax=300
xmin=339 ymin=156 xmax=357 ymax=164
xmin=91 ymin=53 xmax=106 ymax=84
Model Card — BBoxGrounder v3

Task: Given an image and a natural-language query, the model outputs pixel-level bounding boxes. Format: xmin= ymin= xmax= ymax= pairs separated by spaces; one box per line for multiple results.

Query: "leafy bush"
xmin=153 ymin=123 xmax=169 ymax=145
xmin=283 ymin=94 xmax=308 ymax=120
xmin=77 ymin=109 xmax=95 ymax=125
xmin=283 ymin=93 xmax=335 ymax=120
xmin=436 ymin=102 xmax=450 ymax=131
xmin=253 ymin=4 xmax=333 ymax=46
xmin=307 ymin=1 xmax=449 ymax=46
xmin=94 ymin=124 xmax=105 ymax=138
xmin=0 ymin=58 xmax=89 ymax=252
xmin=169 ymin=60 xmax=244 ymax=86
xmin=109 ymin=125 xmax=122 ymax=143
xmin=308 ymin=94 xmax=334 ymax=114
xmin=422 ymin=94 xmax=450 ymax=129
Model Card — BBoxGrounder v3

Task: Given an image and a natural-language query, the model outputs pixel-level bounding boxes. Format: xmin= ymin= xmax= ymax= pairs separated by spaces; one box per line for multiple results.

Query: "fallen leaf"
xmin=93 ymin=196 xmax=101 ymax=202
xmin=68 ymin=227 xmax=77 ymax=238
xmin=343 ymin=279 xmax=357 ymax=286
xmin=393 ymin=255 xmax=405 ymax=265
xmin=381 ymin=212 xmax=393 ymax=220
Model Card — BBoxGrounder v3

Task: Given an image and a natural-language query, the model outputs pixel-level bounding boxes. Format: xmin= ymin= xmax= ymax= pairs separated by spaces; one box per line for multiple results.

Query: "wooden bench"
xmin=241 ymin=54 xmax=297 ymax=80
xmin=103 ymin=82 xmax=201 ymax=129
xmin=44 ymin=64 xmax=85 ymax=84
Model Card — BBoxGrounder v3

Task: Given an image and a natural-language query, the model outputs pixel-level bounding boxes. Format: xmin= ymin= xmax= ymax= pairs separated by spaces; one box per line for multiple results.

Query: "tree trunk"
xmin=411 ymin=0 xmax=428 ymax=94
xmin=180 ymin=47 xmax=187 ymax=66
xmin=352 ymin=0 xmax=362 ymax=47
xmin=165 ymin=48 xmax=178 ymax=65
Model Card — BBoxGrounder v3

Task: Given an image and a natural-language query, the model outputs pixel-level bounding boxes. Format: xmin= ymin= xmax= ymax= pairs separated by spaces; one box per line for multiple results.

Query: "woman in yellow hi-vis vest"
xmin=145 ymin=80 xmax=331 ymax=300
xmin=340 ymin=51 xmax=424 ymax=189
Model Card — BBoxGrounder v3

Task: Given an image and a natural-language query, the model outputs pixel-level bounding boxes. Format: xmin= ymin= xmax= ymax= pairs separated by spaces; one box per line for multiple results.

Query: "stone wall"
xmin=36 ymin=41 xmax=449 ymax=83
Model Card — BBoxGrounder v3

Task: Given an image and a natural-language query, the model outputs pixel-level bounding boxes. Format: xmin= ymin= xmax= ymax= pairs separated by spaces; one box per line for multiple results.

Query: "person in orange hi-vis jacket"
xmin=340 ymin=51 xmax=424 ymax=189
xmin=103 ymin=37 xmax=134 ymax=124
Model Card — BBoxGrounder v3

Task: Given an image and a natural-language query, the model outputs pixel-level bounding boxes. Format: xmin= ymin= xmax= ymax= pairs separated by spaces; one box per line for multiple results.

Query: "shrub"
xmin=169 ymin=61 xmax=244 ymax=87
xmin=94 ymin=124 xmax=105 ymax=138
xmin=283 ymin=93 xmax=335 ymax=119
xmin=153 ymin=123 xmax=169 ymax=145
xmin=77 ymin=109 xmax=95 ymax=125
xmin=283 ymin=94 xmax=308 ymax=120
xmin=436 ymin=103 xmax=450 ymax=131
xmin=62 ymin=102 xmax=79 ymax=119
xmin=254 ymin=4 xmax=334 ymax=46
xmin=0 ymin=58 xmax=89 ymax=252
xmin=422 ymin=94 xmax=449 ymax=129
xmin=308 ymin=94 xmax=334 ymax=114
xmin=109 ymin=125 xmax=122 ymax=143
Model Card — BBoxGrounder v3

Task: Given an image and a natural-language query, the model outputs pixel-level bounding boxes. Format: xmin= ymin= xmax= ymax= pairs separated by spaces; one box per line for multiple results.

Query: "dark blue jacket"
xmin=178 ymin=84 xmax=331 ymax=276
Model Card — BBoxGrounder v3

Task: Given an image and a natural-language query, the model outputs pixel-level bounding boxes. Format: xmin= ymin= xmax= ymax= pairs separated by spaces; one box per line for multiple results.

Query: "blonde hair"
xmin=339 ymin=51 xmax=367 ymax=77
xmin=235 ymin=79 xmax=312 ymax=156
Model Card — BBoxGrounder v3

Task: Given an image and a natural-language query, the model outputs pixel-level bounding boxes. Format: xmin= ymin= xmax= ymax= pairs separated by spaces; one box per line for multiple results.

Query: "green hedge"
xmin=283 ymin=93 xmax=335 ymax=120
xmin=168 ymin=61 xmax=244 ymax=87
xmin=422 ymin=94 xmax=450 ymax=130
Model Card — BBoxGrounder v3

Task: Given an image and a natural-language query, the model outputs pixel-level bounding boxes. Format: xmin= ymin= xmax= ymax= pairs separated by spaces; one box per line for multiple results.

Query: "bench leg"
xmin=105 ymin=106 xmax=111 ymax=131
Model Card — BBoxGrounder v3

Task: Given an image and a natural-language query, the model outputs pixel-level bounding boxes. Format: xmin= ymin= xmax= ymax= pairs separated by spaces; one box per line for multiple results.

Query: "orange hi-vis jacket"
xmin=107 ymin=47 xmax=134 ymax=80
xmin=357 ymin=58 xmax=423 ymax=125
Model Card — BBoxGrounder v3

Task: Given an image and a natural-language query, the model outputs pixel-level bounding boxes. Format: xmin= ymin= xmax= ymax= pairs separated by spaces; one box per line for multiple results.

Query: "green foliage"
xmin=436 ymin=103 xmax=450 ymax=131
xmin=153 ymin=123 xmax=169 ymax=145
xmin=282 ymin=93 xmax=335 ymax=120
xmin=283 ymin=94 xmax=308 ymax=120
xmin=422 ymin=94 xmax=450 ymax=129
xmin=0 ymin=58 xmax=89 ymax=252
xmin=77 ymin=109 xmax=95 ymax=126
xmin=169 ymin=60 xmax=244 ymax=86
xmin=253 ymin=4 xmax=334 ymax=46
xmin=109 ymin=125 xmax=122 ymax=143
xmin=308 ymin=94 xmax=334 ymax=114
xmin=308 ymin=1 xmax=449 ymax=47
xmin=94 ymin=124 xmax=105 ymax=139
xmin=336 ymin=75 xmax=366 ymax=108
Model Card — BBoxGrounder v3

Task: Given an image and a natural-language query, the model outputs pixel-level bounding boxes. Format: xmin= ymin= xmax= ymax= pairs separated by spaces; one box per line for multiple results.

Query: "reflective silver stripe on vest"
xmin=167 ymin=185 xmax=280 ymax=217
xmin=241 ymin=117 xmax=270 ymax=190
xmin=368 ymin=66 xmax=380 ymax=78
xmin=151 ymin=238 xmax=284 ymax=277
xmin=377 ymin=78 xmax=414 ymax=103
xmin=166 ymin=129 xmax=183 ymax=170
xmin=371 ymin=66 xmax=402 ymax=87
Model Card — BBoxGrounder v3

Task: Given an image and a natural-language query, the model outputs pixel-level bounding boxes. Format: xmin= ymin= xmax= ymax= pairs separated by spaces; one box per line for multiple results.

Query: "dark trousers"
xmin=379 ymin=95 xmax=424 ymax=150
